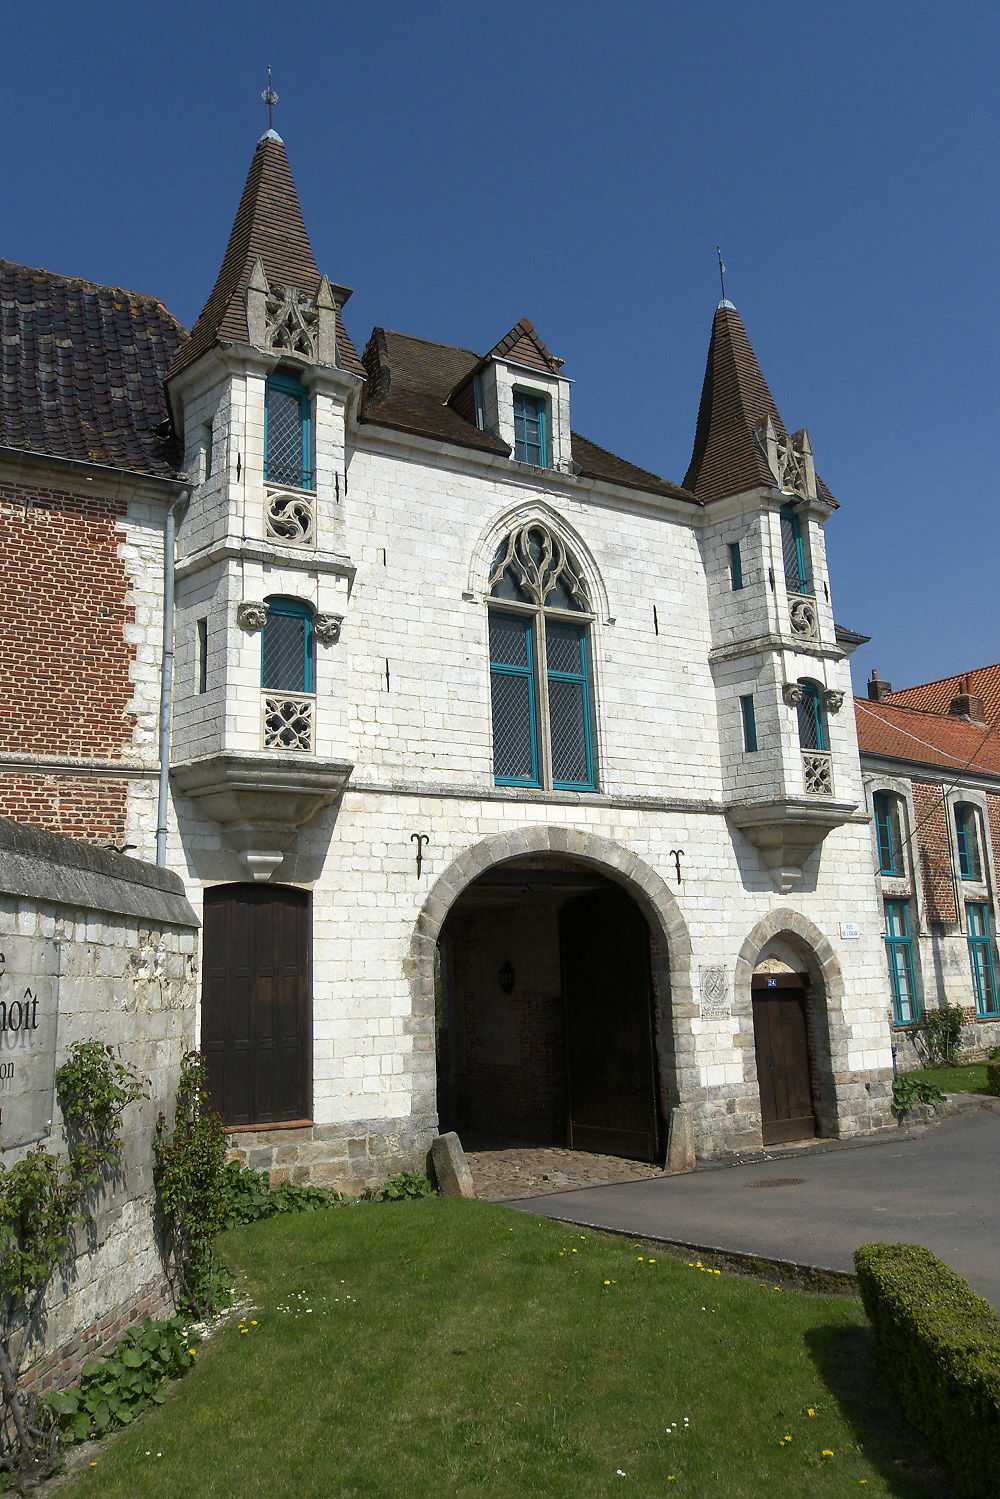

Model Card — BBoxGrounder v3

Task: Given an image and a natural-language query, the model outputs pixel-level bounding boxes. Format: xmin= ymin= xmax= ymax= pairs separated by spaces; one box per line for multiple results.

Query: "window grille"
xmin=265 ymin=373 xmax=313 ymax=489
xmin=780 ymin=505 xmax=810 ymax=595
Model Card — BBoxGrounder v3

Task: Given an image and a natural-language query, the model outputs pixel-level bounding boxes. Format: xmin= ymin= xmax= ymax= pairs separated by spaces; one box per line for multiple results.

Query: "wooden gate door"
xmin=751 ymin=976 xmax=817 ymax=1145
xmin=201 ymin=885 xmax=311 ymax=1126
xmin=559 ymin=887 xmax=663 ymax=1162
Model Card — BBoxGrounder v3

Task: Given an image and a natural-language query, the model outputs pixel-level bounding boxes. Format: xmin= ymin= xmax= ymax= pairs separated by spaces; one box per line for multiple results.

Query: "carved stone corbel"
xmin=782 ymin=682 xmax=805 ymax=707
xmin=236 ymin=601 xmax=268 ymax=632
xmin=823 ymin=689 xmax=844 ymax=712
xmin=313 ymin=612 xmax=344 ymax=646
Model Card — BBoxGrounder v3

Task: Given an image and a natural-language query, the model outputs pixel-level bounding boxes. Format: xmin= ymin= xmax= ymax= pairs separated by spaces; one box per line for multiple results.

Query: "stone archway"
xmin=407 ymin=826 xmax=694 ymax=1152
xmin=735 ymin=910 xmax=846 ymax=1140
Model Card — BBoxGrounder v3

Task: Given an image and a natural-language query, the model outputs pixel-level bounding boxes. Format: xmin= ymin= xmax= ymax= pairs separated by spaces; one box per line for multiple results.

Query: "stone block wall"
xmin=0 ymin=818 xmax=197 ymax=1392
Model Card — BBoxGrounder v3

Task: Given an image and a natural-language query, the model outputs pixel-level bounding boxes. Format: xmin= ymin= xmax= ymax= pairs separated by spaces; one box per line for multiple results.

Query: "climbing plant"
xmin=153 ymin=1052 xmax=228 ymax=1318
xmin=0 ymin=1040 xmax=145 ymax=1481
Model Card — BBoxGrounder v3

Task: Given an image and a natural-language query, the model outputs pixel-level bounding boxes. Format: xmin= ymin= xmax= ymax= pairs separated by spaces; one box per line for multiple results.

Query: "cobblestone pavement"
xmin=463 ymin=1142 xmax=665 ymax=1202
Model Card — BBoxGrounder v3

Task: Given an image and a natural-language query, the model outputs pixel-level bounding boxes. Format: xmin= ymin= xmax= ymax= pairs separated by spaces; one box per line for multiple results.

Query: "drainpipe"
xmin=156 ymin=490 xmax=189 ymax=867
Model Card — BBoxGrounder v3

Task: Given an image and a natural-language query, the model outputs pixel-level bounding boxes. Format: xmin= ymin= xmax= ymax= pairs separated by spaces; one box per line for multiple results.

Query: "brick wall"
xmin=0 ymin=771 xmax=129 ymax=845
xmin=0 ymin=479 xmax=141 ymax=843
xmin=911 ymin=779 xmax=956 ymax=921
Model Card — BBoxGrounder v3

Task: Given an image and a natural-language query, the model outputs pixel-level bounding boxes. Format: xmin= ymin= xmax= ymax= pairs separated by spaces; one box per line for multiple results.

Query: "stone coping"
xmin=0 ymin=817 xmax=197 ymax=929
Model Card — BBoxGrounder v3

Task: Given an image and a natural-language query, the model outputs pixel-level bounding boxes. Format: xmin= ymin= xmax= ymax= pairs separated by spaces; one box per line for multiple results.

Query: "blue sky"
xmin=5 ymin=2 xmax=998 ymax=696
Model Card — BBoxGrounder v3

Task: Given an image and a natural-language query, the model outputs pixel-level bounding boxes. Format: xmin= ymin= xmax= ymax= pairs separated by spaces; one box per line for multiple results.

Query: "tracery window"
xmin=487 ymin=523 xmax=595 ymax=790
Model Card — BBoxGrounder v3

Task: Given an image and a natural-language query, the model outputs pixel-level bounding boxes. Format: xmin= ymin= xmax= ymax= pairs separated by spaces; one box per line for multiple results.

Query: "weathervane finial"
xmin=262 ymin=66 xmax=278 ymax=130
xmin=717 ymin=245 xmax=726 ymax=302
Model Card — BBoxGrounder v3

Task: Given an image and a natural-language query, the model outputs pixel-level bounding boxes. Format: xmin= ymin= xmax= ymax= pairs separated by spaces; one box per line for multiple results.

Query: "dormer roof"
xmin=167 ymin=133 xmax=362 ymax=382
xmin=486 ymin=317 xmax=564 ymax=374
xmin=683 ymin=301 xmax=834 ymax=506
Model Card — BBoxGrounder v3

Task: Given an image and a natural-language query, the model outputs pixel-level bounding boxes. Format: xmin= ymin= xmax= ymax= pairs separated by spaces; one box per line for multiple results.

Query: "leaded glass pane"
xmin=548 ymin=677 xmax=590 ymax=785
xmin=797 ymin=689 xmax=821 ymax=751
xmin=490 ymin=670 xmax=535 ymax=781
xmin=489 ymin=613 xmax=529 ymax=669
xmin=545 ymin=622 xmax=583 ymax=676
xmin=781 ymin=509 xmax=805 ymax=593
xmin=266 ymin=383 xmax=307 ymax=488
xmin=262 ymin=612 xmax=306 ymax=692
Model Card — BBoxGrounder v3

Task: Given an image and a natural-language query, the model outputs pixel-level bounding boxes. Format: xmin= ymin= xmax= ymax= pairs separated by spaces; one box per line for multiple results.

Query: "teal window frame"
xmin=780 ymin=504 xmax=811 ymax=595
xmin=204 ymin=422 xmax=213 ymax=480
xmin=873 ymin=791 xmax=902 ymax=875
xmin=513 ymin=391 xmax=547 ymax=467
xmin=967 ymin=903 xmax=998 ymax=1017
xmin=197 ymin=617 xmax=208 ymax=695
xmin=265 ymin=371 xmax=313 ymax=490
xmin=955 ymin=805 xmax=981 ymax=881
xmin=728 ymin=541 xmax=743 ymax=590
xmin=796 ymin=681 xmax=826 ymax=752
xmin=261 ymin=597 xmax=314 ymax=694
xmin=884 ymin=899 xmax=919 ymax=1024
xmin=489 ymin=612 xmax=540 ymax=788
xmin=740 ymin=694 xmax=757 ymax=752
xmin=547 ymin=621 xmax=595 ymax=791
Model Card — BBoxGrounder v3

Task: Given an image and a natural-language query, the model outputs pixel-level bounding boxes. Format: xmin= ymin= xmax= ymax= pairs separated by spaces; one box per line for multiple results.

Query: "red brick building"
xmin=856 ymin=666 xmax=1000 ymax=1063
xmin=0 ymin=262 xmax=187 ymax=847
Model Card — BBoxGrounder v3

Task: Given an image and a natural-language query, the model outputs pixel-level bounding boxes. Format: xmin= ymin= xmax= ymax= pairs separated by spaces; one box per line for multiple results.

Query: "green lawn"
xmin=902 ymin=1060 xmax=994 ymax=1094
xmin=58 ymin=1199 xmax=948 ymax=1498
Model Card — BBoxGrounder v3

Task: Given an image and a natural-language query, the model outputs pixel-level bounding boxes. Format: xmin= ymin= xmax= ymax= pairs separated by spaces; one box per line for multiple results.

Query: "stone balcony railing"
xmin=262 ymin=695 xmax=314 ymax=753
xmin=802 ymin=750 xmax=833 ymax=795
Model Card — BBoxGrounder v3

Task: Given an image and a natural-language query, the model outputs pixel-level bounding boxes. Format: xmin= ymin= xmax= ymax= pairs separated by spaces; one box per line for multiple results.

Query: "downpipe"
xmin=156 ymin=490 xmax=189 ymax=867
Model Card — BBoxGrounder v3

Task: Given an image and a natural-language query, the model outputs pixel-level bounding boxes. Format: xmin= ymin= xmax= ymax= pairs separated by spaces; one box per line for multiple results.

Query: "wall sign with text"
xmin=0 ymin=937 xmax=59 ymax=1149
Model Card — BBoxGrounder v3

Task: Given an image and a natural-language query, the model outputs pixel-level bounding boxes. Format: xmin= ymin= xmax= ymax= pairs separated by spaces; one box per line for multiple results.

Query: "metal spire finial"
xmin=262 ymin=66 xmax=278 ymax=130
xmin=717 ymin=245 xmax=726 ymax=302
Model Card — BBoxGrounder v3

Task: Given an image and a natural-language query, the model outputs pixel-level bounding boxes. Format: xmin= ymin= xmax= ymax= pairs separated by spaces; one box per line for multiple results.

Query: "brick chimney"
xmin=948 ymin=675 xmax=986 ymax=723
xmin=867 ymin=669 xmax=892 ymax=702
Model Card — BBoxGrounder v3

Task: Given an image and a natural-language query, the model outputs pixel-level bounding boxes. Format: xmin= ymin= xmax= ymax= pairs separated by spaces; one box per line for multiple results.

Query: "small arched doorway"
xmin=436 ymin=857 xmax=666 ymax=1162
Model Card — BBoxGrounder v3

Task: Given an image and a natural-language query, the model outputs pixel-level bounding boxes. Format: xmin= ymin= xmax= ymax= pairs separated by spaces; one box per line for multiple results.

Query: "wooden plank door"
xmin=559 ymin=887 xmax=662 ymax=1162
xmin=202 ymin=885 xmax=311 ymax=1125
xmin=752 ymin=980 xmax=816 ymax=1145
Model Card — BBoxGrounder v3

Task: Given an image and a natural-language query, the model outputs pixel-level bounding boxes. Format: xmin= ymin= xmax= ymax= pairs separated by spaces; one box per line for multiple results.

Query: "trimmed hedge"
xmin=855 ymin=1243 xmax=1000 ymax=1497
xmin=987 ymin=1061 xmax=1000 ymax=1098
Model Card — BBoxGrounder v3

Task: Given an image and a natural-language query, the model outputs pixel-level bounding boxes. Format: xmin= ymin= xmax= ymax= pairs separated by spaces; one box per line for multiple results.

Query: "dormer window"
xmin=265 ymin=372 xmax=313 ymax=490
xmin=513 ymin=391 xmax=547 ymax=467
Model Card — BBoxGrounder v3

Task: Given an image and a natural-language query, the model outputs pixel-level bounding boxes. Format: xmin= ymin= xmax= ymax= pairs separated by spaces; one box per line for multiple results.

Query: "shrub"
xmin=917 ymin=1003 xmax=964 ymax=1067
xmin=855 ymin=1243 xmax=1000 ymax=1497
xmin=987 ymin=1062 xmax=1000 ymax=1099
xmin=891 ymin=1073 xmax=943 ymax=1115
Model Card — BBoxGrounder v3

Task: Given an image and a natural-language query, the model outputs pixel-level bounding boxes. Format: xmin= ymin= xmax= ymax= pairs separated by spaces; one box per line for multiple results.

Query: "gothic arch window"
xmin=265 ymin=371 xmax=313 ymax=490
xmin=487 ymin=522 xmax=596 ymax=790
xmin=780 ymin=504 xmax=811 ymax=596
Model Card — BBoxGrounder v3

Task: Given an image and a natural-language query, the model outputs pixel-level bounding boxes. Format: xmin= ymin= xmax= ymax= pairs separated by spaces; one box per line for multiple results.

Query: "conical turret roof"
xmin=168 ymin=132 xmax=362 ymax=381
xmin=683 ymin=301 xmax=833 ymax=505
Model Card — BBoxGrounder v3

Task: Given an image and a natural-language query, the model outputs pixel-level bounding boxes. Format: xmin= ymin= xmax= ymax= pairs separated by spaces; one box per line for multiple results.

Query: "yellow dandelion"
xmin=807 ymin=1408 xmax=815 ymax=1417
xmin=604 ymin=1280 xmax=611 ymax=1285
xmin=822 ymin=1449 xmax=834 ymax=1458
xmin=251 ymin=1320 xmax=258 ymax=1325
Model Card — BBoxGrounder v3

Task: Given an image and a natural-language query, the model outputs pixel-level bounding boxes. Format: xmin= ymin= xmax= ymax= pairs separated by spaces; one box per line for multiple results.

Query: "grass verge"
xmin=56 ymin=1199 xmax=949 ymax=1498
xmin=901 ymin=1061 xmax=992 ymax=1094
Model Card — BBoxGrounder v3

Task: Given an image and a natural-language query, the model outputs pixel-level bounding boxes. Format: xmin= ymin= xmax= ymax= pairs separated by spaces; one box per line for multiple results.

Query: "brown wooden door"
xmin=752 ymin=979 xmax=816 ymax=1145
xmin=202 ymin=885 xmax=311 ymax=1126
xmin=559 ymin=887 xmax=662 ymax=1162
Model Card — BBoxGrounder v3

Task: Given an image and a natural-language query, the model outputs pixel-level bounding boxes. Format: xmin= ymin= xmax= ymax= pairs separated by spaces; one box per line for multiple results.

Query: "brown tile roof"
xmin=487 ymin=317 xmax=563 ymax=374
xmin=855 ymin=695 xmax=1000 ymax=778
xmin=0 ymin=259 xmax=186 ymax=478
xmin=882 ymin=663 xmax=1000 ymax=724
xmin=683 ymin=302 xmax=834 ymax=507
xmin=168 ymin=133 xmax=363 ymax=382
xmin=360 ymin=327 xmax=696 ymax=500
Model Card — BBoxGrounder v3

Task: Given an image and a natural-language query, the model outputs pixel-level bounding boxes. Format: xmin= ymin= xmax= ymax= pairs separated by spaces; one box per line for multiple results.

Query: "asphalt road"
xmin=510 ymin=1107 xmax=1000 ymax=1306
